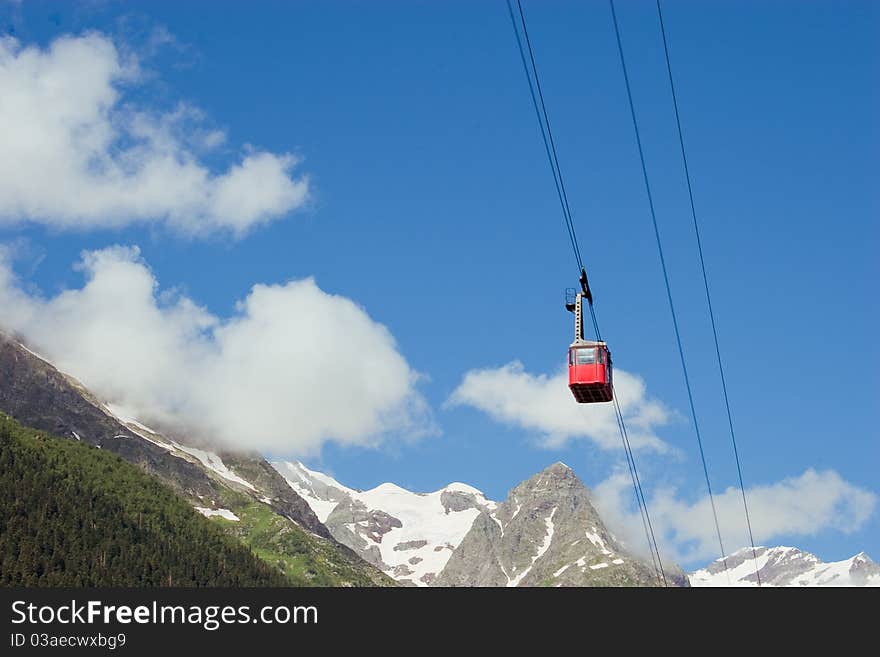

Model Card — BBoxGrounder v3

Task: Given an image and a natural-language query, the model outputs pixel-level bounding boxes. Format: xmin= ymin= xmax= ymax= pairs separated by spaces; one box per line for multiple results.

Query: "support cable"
xmin=609 ymin=0 xmax=729 ymax=570
xmin=655 ymin=0 xmax=761 ymax=584
xmin=506 ymin=0 xmax=667 ymax=585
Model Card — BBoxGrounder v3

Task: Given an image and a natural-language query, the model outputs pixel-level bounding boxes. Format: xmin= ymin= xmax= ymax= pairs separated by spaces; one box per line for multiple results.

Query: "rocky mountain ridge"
xmin=274 ymin=459 xmax=877 ymax=587
xmin=274 ymin=459 xmax=689 ymax=586
xmin=689 ymin=546 xmax=880 ymax=587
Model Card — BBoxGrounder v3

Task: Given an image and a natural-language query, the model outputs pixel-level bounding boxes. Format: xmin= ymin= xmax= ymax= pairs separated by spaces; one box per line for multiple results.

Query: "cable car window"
xmin=575 ymin=348 xmax=597 ymax=365
xmin=569 ymin=350 xmax=575 ymax=366
xmin=597 ymin=349 xmax=605 ymax=364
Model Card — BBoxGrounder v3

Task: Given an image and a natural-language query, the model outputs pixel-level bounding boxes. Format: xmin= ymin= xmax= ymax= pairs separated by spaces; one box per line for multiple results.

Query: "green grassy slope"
xmin=216 ymin=495 xmax=394 ymax=586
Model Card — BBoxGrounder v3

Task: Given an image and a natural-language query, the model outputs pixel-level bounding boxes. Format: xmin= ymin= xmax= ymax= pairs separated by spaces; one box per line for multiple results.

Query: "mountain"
xmin=438 ymin=463 xmax=688 ymax=587
xmin=0 ymin=413 xmax=289 ymax=586
xmin=0 ymin=335 xmax=393 ymax=586
xmin=274 ymin=460 xmax=494 ymax=585
xmin=273 ymin=460 xmax=689 ymax=587
xmin=689 ymin=546 xmax=880 ymax=587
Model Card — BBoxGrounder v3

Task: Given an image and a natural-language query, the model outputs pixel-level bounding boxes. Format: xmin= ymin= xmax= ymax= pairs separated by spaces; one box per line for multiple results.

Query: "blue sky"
xmin=0 ymin=0 xmax=876 ymax=568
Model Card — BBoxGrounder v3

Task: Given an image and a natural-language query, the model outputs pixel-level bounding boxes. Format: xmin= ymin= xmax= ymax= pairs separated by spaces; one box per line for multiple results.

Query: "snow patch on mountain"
xmin=172 ymin=443 xmax=256 ymax=491
xmin=445 ymin=482 xmax=484 ymax=496
xmin=585 ymin=527 xmax=613 ymax=556
xmin=102 ymin=402 xmax=261 ymax=495
xmin=104 ymin=403 xmax=175 ymax=450
xmin=296 ymin=462 xmax=356 ymax=497
xmin=508 ymin=506 xmax=557 ymax=587
xmin=16 ymin=342 xmax=53 ymax=366
xmin=283 ymin=480 xmax=339 ymax=522
xmin=273 ymin=461 xmax=354 ymax=522
xmin=105 ymin=404 xmax=159 ymax=435
xmin=195 ymin=507 xmax=240 ymax=521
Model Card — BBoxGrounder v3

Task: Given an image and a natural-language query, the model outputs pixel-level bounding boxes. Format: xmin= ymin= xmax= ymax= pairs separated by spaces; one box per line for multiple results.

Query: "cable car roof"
xmin=569 ymin=339 xmax=608 ymax=348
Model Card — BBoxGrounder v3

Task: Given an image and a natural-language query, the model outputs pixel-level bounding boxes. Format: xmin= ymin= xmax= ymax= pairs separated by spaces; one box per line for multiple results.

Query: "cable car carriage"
xmin=565 ymin=274 xmax=613 ymax=404
xmin=568 ymin=340 xmax=612 ymax=403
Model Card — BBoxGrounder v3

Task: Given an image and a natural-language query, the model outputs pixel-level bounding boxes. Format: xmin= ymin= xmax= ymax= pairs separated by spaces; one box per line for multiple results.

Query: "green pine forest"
xmin=0 ymin=413 xmax=291 ymax=586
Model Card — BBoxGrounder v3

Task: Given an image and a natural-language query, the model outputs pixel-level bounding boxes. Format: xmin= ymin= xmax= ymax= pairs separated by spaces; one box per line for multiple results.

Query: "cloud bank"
xmin=594 ymin=468 xmax=878 ymax=565
xmin=0 ymin=33 xmax=308 ymax=236
xmin=0 ymin=246 xmax=432 ymax=455
xmin=447 ymin=361 xmax=672 ymax=452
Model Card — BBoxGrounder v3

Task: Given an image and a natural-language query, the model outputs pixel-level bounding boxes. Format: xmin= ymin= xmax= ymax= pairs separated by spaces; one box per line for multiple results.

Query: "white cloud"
xmin=0 ymin=246 xmax=433 ymax=455
xmin=447 ymin=361 xmax=672 ymax=452
xmin=0 ymin=33 xmax=308 ymax=236
xmin=593 ymin=468 xmax=878 ymax=566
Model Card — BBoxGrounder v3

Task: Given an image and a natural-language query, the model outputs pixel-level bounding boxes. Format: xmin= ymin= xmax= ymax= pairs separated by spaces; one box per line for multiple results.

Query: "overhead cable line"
xmin=608 ymin=0 xmax=729 ymax=571
xmin=613 ymin=396 xmax=666 ymax=585
xmin=655 ymin=0 xmax=761 ymax=585
xmin=505 ymin=0 xmax=584 ymax=276
xmin=506 ymin=0 xmax=666 ymax=585
xmin=591 ymin=308 xmax=666 ymax=586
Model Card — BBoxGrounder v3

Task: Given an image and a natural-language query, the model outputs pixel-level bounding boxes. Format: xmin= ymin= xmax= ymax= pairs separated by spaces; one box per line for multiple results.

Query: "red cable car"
xmin=568 ymin=340 xmax=612 ymax=403
xmin=565 ymin=279 xmax=613 ymax=404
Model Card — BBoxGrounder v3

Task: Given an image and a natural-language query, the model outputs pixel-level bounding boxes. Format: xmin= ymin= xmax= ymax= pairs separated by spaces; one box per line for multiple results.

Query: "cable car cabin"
xmin=568 ymin=341 xmax=613 ymax=403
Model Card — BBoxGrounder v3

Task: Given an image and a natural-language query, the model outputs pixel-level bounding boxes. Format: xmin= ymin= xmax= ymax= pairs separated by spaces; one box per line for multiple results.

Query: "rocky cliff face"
xmin=438 ymin=463 xmax=687 ymax=587
xmin=689 ymin=546 xmax=880 ymax=587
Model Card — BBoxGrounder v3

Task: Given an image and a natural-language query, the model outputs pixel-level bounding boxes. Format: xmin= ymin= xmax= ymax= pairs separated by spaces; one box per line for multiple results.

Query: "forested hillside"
xmin=0 ymin=414 xmax=290 ymax=587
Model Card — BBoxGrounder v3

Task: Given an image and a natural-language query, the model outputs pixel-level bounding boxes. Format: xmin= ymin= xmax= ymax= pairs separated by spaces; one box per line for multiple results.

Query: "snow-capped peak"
xmin=271 ymin=460 xmax=496 ymax=586
xmin=690 ymin=546 xmax=880 ymax=587
xmin=289 ymin=461 xmax=355 ymax=496
xmin=443 ymin=482 xmax=485 ymax=496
